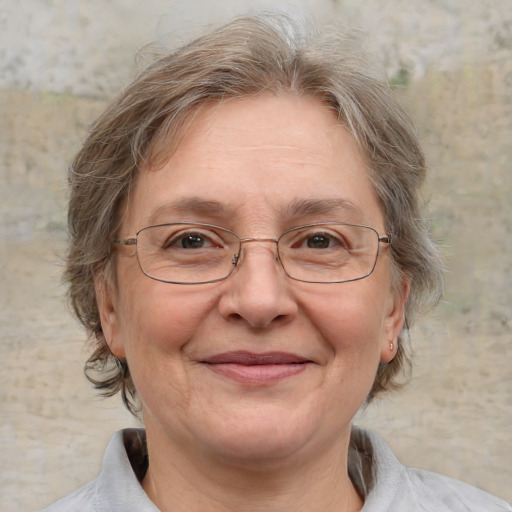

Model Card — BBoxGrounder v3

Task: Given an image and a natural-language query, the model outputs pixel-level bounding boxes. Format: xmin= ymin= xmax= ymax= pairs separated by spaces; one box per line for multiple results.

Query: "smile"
xmin=201 ymin=351 xmax=312 ymax=385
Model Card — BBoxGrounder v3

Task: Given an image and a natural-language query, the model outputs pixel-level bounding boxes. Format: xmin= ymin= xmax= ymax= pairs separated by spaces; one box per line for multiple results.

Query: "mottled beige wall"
xmin=1 ymin=1 xmax=511 ymax=510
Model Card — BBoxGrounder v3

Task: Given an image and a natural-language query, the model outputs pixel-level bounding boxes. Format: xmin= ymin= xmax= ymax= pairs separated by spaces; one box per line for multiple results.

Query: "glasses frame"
xmin=112 ymin=221 xmax=392 ymax=285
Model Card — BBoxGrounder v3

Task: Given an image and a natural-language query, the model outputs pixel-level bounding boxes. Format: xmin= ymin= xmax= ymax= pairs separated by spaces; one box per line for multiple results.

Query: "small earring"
xmin=389 ymin=341 xmax=395 ymax=351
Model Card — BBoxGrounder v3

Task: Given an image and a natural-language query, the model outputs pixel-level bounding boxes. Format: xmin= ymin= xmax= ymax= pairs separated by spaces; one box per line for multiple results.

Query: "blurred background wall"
xmin=1 ymin=0 xmax=511 ymax=510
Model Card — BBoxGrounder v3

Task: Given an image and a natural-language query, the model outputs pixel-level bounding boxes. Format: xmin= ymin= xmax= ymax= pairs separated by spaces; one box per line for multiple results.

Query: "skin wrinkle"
xmin=137 ymin=197 xmax=372 ymax=237
xmin=143 ymin=426 xmax=354 ymax=512
xmin=97 ymin=94 xmax=406 ymax=512
xmin=68 ymin=19 xmax=444 ymax=422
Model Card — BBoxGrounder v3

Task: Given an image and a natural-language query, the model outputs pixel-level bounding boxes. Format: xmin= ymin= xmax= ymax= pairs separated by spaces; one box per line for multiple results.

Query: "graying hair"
xmin=65 ymin=14 xmax=444 ymax=415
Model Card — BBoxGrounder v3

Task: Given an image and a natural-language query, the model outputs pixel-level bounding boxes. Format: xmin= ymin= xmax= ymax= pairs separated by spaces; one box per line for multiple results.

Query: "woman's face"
xmin=98 ymin=94 xmax=407 ymax=467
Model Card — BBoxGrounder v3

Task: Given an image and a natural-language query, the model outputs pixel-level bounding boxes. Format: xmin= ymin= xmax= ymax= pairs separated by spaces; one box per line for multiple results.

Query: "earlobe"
xmin=94 ymin=271 xmax=126 ymax=358
xmin=380 ymin=276 xmax=410 ymax=363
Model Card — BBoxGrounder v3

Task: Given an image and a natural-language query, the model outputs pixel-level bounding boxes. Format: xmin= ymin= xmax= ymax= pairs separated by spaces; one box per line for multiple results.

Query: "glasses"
xmin=112 ymin=222 xmax=391 ymax=285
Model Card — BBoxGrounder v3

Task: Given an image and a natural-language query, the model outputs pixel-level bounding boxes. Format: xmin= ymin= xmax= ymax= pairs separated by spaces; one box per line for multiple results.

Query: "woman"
xmin=42 ymin=15 xmax=511 ymax=512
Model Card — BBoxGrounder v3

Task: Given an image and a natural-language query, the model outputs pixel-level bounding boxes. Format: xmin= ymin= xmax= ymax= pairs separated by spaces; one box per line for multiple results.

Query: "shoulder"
xmin=37 ymin=429 xmax=158 ymax=512
xmin=350 ymin=427 xmax=512 ymax=512
xmin=38 ymin=480 xmax=97 ymax=512
xmin=401 ymin=467 xmax=512 ymax=511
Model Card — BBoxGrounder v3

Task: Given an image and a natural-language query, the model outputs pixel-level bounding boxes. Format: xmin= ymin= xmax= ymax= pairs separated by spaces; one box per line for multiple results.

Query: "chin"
xmin=209 ymin=435 xmax=308 ymax=470
xmin=194 ymin=408 xmax=328 ymax=470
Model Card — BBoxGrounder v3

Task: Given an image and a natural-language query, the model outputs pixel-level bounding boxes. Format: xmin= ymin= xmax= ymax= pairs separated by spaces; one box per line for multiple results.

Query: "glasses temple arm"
xmin=112 ymin=238 xmax=137 ymax=246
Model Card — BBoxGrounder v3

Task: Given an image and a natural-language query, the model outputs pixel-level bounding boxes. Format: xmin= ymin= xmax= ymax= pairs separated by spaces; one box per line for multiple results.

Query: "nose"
xmin=218 ymin=240 xmax=298 ymax=329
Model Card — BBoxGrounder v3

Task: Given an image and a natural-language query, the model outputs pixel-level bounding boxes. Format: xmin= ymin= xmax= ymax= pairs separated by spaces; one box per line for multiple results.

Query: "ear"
xmin=95 ymin=270 xmax=126 ymax=358
xmin=380 ymin=276 xmax=410 ymax=363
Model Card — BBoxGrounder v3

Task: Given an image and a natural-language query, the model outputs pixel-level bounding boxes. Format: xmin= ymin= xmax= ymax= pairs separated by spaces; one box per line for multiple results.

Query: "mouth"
xmin=200 ymin=351 xmax=312 ymax=385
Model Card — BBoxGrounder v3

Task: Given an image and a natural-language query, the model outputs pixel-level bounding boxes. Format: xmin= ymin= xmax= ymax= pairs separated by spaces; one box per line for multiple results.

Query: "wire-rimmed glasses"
xmin=112 ymin=222 xmax=391 ymax=285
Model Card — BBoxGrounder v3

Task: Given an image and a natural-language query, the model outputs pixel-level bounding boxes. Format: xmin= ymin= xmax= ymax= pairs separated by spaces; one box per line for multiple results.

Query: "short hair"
xmin=65 ymin=14 xmax=444 ymax=415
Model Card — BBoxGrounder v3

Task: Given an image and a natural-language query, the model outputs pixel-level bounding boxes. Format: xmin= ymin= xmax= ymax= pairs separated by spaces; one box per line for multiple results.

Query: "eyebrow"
xmin=146 ymin=196 xmax=365 ymax=226
xmin=147 ymin=197 xmax=235 ymax=225
xmin=282 ymin=198 xmax=365 ymax=221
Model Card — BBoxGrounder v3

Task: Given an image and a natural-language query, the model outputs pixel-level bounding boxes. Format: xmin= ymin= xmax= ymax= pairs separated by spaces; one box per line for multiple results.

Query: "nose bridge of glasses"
xmin=232 ymin=237 xmax=280 ymax=266
xmin=239 ymin=237 xmax=279 ymax=245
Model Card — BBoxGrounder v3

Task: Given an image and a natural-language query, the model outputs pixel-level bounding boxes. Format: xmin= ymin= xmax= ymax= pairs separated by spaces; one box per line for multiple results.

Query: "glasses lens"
xmin=278 ymin=223 xmax=380 ymax=283
xmin=136 ymin=223 xmax=240 ymax=284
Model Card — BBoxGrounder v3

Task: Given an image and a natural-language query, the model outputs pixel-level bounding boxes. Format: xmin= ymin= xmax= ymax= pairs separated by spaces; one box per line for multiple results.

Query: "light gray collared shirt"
xmin=39 ymin=427 xmax=512 ymax=511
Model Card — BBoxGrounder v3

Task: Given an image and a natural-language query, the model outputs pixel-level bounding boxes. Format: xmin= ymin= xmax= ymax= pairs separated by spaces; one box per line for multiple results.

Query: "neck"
xmin=141 ymin=424 xmax=363 ymax=512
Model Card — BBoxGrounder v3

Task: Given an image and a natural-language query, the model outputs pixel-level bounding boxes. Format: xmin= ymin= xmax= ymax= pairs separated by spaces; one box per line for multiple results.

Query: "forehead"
xmin=123 ymin=94 xmax=383 ymax=232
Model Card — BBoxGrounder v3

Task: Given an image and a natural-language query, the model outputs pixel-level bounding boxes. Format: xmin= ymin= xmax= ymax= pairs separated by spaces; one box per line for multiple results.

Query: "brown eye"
xmin=180 ymin=234 xmax=207 ymax=249
xmin=163 ymin=230 xmax=218 ymax=250
xmin=306 ymin=235 xmax=332 ymax=249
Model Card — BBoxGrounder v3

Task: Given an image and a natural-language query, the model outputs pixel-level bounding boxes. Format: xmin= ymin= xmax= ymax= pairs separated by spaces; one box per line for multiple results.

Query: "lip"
xmin=201 ymin=351 xmax=312 ymax=385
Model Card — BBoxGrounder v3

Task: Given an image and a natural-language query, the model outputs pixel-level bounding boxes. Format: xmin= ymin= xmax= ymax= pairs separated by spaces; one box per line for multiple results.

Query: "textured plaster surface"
xmin=1 ymin=1 xmax=511 ymax=510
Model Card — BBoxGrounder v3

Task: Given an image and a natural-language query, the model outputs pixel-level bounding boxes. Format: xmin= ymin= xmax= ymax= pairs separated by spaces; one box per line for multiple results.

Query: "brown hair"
xmin=65 ymin=14 xmax=443 ymax=415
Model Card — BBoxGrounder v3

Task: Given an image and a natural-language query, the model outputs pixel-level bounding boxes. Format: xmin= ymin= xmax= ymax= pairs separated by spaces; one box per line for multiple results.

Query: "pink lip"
xmin=201 ymin=351 xmax=311 ymax=384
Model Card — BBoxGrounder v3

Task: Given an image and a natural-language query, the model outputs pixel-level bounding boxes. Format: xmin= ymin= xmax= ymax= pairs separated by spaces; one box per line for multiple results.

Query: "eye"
xmin=164 ymin=230 xmax=222 ymax=250
xmin=179 ymin=233 xmax=209 ymax=249
xmin=292 ymin=230 xmax=346 ymax=250
xmin=305 ymin=234 xmax=336 ymax=249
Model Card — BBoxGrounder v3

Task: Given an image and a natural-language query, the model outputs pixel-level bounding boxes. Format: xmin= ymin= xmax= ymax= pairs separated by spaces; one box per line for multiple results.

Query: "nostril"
xmin=226 ymin=311 xmax=289 ymax=328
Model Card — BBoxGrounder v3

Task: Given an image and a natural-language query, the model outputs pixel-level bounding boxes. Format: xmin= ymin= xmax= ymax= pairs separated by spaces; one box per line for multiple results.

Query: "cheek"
xmin=309 ymin=287 xmax=385 ymax=340
xmin=299 ymin=283 xmax=388 ymax=370
xmin=118 ymin=280 xmax=216 ymax=358
xmin=296 ymin=287 xmax=386 ymax=420
xmin=116 ymin=284 xmax=219 ymax=412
